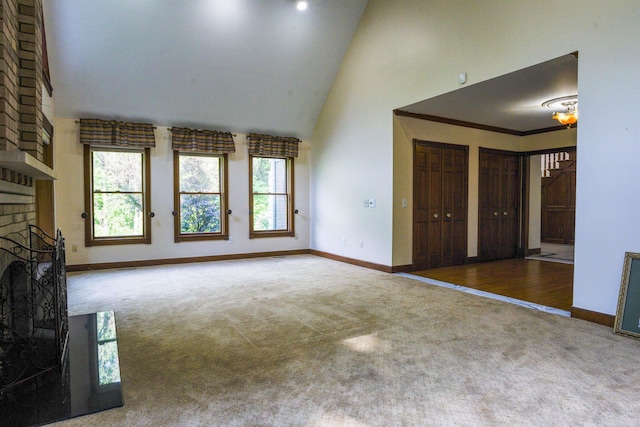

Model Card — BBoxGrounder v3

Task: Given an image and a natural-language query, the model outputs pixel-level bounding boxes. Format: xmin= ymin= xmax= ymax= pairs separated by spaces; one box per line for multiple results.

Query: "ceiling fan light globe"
xmin=552 ymin=111 xmax=578 ymax=125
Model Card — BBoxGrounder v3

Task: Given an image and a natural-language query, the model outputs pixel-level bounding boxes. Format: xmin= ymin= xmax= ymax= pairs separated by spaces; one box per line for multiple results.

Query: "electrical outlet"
xmin=71 ymin=244 xmax=78 ymax=252
xmin=363 ymin=199 xmax=369 ymax=208
xmin=228 ymin=236 xmax=233 ymax=244
xmin=359 ymin=240 xmax=364 ymax=248
xmin=341 ymin=237 xmax=346 ymax=246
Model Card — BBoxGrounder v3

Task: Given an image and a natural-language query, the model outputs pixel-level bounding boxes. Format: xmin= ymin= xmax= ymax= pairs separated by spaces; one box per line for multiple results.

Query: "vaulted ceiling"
xmin=43 ymin=0 xmax=369 ymax=140
xmin=44 ymin=2 xmax=577 ymax=141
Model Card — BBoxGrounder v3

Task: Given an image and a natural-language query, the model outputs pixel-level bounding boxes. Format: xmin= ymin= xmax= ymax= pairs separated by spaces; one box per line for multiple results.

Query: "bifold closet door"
xmin=478 ymin=149 xmax=520 ymax=262
xmin=413 ymin=142 xmax=467 ymax=270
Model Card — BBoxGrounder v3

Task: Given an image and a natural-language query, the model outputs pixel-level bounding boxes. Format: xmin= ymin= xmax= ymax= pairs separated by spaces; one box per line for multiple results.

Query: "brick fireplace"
xmin=0 ymin=0 xmax=54 ymax=244
xmin=0 ymin=0 xmax=61 ymax=397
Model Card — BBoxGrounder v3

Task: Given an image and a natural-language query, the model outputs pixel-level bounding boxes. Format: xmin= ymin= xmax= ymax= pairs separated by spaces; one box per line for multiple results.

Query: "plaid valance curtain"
xmin=170 ymin=127 xmax=236 ymax=153
xmin=79 ymin=118 xmax=156 ymax=147
xmin=247 ymin=133 xmax=300 ymax=158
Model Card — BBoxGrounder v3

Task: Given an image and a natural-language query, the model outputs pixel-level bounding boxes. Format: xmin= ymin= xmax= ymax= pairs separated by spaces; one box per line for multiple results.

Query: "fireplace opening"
xmin=0 ymin=225 xmax=69 ymax=402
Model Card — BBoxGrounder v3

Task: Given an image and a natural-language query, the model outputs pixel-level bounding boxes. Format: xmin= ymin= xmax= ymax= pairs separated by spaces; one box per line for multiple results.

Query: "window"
xmin=84 ymin=145 xmax=151 ymax=246
xmin=249 ymin=155 xmax=294 ymax=238
xmin=173 ymin=151 xmax=228 ymax=241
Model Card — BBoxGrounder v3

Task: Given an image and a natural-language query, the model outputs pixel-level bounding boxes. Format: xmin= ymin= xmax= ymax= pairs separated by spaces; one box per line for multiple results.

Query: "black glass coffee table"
xmin=0 ymin=311 xmax=124 ymax=426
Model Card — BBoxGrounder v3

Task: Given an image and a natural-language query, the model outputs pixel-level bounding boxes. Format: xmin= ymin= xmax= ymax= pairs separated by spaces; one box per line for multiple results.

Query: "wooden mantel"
xmin=0 ymin=151 xmax=56 ymax=180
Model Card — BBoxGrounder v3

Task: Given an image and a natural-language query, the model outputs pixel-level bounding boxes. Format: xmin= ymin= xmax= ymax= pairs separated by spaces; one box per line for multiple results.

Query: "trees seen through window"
xmin=174 ymin=152 xmax=228 ymax=241
xmin=84 ymin=146 xmax=151 ymax=246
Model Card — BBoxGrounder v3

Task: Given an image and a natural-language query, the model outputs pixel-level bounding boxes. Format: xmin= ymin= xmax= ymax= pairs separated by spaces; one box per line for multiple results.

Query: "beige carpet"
xmin=51 ymin=255 xmax=640 ymax=426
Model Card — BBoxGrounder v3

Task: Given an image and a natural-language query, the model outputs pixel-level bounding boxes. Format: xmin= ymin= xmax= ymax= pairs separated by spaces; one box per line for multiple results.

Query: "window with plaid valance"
xmin=79 ymin=118 xmax=156 ymax=147
xmin=247 ymin=133 xmax=300 ymax=158
xmin=170 ymin=127 xmax=236 ymax=153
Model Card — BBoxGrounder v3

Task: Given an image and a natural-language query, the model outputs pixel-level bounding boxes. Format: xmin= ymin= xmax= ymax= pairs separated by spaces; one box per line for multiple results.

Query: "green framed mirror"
xmin=614 ymin=252 xmax=640 ymax=339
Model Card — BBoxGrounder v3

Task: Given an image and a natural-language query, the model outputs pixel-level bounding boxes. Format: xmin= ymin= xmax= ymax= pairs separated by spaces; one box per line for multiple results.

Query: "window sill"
xmin=85 ymin=237 xmax=151 ymax=247
xmin=175 ymin=233 xmax=229 ymax=243
xmin=250 ymin=231 xmax=295 ymax=239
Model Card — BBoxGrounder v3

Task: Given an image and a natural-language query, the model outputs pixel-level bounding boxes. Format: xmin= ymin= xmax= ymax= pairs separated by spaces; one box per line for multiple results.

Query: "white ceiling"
xmin=44 ymin=2 xmax=577 ymax=140
xmin=43 ymin=0 xmax=369 ymax=139
xmin=399 ymin=53 xmax=578 ymax=134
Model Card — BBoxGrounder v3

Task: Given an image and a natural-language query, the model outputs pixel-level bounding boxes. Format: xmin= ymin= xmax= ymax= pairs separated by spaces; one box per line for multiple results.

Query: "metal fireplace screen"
xmin=0 ymin=225 xmax=69 ymax=400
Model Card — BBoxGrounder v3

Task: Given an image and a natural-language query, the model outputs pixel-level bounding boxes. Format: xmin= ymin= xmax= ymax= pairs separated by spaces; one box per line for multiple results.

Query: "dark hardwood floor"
xmin=413 ymin=258 xmax=573 ymax=311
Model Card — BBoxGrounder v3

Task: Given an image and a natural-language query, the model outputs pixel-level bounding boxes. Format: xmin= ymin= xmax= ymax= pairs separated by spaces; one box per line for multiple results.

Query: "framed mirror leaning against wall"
xmin=614 ymin=252 xmax=640 ymax=339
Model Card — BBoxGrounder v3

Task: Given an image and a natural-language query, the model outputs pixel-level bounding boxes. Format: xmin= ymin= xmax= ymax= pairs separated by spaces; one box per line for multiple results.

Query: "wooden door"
xmin=413 ymin=141 xmax=467 ymax=270
xmin=479 ymin=149 xmax=521 ymax=262
xmin=541 ymin=148 xmax=576 ymax=244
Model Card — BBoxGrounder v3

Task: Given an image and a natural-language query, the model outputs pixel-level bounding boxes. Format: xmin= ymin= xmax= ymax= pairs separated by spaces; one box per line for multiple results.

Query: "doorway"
xmin=400 ymin=53 xmax=577 ymax=311
xmin=527 ymin=147 xmax=576 ymax=263
xmin=541 ymin=148 xmax=576 ymax=245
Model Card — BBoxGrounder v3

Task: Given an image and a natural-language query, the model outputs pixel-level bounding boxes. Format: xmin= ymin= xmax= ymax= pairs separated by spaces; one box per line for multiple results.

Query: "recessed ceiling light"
xmin=296 ymin=1 xmax=308 ymax=11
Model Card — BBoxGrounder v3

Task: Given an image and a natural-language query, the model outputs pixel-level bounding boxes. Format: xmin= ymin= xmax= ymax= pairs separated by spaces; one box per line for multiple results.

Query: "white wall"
xmin=311 ymin=0 xmax=640 ymax=315
xmin=529 ymin=155 xmax=542 ymax=251
xmin=520 ymin=130 xmax=577 ymax=152
xmin=54 ymin=118 xmax=310 ymax=266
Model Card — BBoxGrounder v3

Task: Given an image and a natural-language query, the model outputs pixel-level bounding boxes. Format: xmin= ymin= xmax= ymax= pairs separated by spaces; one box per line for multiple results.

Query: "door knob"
xmin=446 ymin=213 xmax=452 ymax=218
xmin=433 ymin=213 xmax=439 ymax=219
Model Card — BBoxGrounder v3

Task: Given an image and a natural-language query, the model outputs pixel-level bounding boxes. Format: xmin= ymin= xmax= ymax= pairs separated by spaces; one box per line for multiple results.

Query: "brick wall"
xmin=0 ymin=0 xmax=44 ymax=242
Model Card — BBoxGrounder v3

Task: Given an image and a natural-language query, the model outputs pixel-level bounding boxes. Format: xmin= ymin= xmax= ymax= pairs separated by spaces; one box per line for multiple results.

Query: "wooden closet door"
xmin=413 ymin=144 xmax=441 ymax=270
xmin=413 ymin=141 xmax=467 ymax=270
xmin=479 ymin=149 xmax=521 ymax=262
xmin=442 ymin=147 xmax=467 ymax=266
xmin=499 ymin=154 xmax=520 ymax=259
